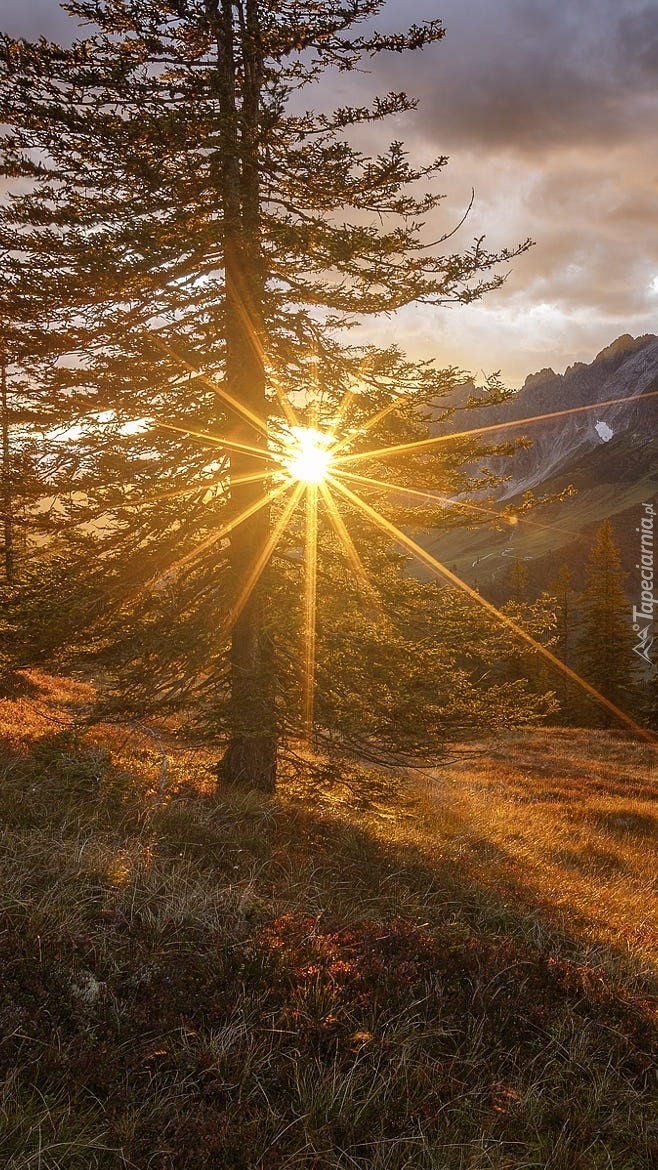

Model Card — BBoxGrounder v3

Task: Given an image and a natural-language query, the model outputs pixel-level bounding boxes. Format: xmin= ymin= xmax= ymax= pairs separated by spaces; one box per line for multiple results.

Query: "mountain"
xmin=466 ymin=332 xmax=658 ymax=499
xmin=422 ymin=333 xmax=658 ymax=599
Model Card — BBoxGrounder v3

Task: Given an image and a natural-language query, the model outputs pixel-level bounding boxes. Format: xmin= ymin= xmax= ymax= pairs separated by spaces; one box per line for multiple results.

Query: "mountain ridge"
xmin=459 ymin=331 xmax=658 ymax=500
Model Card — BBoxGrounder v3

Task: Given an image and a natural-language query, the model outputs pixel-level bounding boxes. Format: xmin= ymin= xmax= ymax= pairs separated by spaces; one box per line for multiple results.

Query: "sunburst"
xmin=144 ymin=338 xmax=658 ymax=748
xmin=279 ymin=426 xmax=335 ymax=486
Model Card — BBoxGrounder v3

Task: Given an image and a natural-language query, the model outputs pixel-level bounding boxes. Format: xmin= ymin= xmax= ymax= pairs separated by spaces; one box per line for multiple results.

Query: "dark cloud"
xmin=618 ymin=6 xmax=658 ymax=81
xmin=374 ymin=0 xmax=658 ymax=158
xmin=0 ymin=0 xmax=654 ymax=383
xmin=345 ymin=1 xmax=658 ymax=381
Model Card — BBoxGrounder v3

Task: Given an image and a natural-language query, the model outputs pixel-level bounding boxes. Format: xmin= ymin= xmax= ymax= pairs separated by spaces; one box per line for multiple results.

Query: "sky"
xmin=1 ymin=0 xmax=657 ymax=386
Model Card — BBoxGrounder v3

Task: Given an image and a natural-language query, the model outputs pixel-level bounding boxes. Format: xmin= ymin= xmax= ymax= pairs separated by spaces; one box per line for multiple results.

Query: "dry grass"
xmin=422 ymin=729 xmax=658 ymax=976
xmin=0 ymin=675 xmax=657 ymax=1168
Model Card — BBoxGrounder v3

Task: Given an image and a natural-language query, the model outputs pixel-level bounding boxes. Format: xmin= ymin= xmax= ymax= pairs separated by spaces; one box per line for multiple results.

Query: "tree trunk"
xmin=1 ymin=360 xmax=13 ymax=585
xmin=211 ymin=0 xmax=277 ymax=791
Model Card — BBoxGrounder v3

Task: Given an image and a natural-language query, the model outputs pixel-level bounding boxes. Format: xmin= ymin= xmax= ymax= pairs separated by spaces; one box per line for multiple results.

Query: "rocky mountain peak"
xmin=593 ymin=333 xmax=656 ymax=365
xmin=522 ymin=367 xmax=556 ymax=391
xmin=455 ymin=332 xmax=658 ymax=501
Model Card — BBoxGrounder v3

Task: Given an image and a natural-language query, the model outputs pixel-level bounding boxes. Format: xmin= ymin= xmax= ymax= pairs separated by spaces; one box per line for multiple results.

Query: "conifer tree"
xmin=0 ymin=245 xmax=74 ymax=686
xmin=494 ymin=556 xmax=555 ymax=701
xmin=506 ymin=556 xmax=529 ymax=603
xmin=643 ymin=666 xmax=658 ymax=730
xmin=1 ymin=358 xmax=12 ymax=584
xmin=576 ymin=520 xmax=638 ymax=723
xmin=0 ymin=1 xmax=531 ymax=786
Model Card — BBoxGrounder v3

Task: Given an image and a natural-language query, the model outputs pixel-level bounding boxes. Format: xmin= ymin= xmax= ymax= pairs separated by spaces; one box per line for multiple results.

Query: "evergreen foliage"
xmin=542 ymin=562 xmax=580 ymax=721
xmin=576 ymin=519 xmax=639 ymax=724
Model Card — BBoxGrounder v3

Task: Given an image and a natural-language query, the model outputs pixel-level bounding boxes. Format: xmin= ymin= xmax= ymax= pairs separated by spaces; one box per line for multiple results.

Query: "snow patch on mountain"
xmin=595 ymin=420 xmax=614 ymax=442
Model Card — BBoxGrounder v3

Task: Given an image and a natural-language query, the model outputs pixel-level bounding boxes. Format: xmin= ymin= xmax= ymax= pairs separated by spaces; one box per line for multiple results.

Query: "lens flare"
xmin=149 ymin=336 xmax=658 ymax=746
xmin=284 ymin=426 xmax=333 ymax=484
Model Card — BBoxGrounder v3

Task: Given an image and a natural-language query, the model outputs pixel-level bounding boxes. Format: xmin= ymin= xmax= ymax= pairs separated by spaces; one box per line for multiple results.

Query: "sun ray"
xmin=223 ymin=273 xmax=300 ymax=428
xmin=154 ymin=277 xmax=302 ymax=434
xmin=336 ymin=469 xmax=581 ymax=540
xmin=153 ymin=325 xmax=302 ymax=448
xmin=19 ymin=471 xmax=280 ymax=558
xmin=219 ymin=482 xmax=306 ymax=643
xmin=280 ymin=425 xmax=334 ymax=484
xmin=119 ymin=468 xmax=274 ymax=511
xmin=140 ymin=478 xmax=294 ymax=597
xmin=270 ymin=372 xmax=302 ymax=428
xmin=329 ymin=353 xmax=377 ymax=434
xmin=303 ymin=483 xmax=319 ymax=740
xmin=331 ymin=385 xmax=357 ymax=431
xmin=317 ymin=480 xmax=382 ymax=612
xmin=333 ymin=387 xmax=658 ymax=466
xmin=325 ymin=351 xmax=391 ymax=442
xmin=156 ymin=418 xmax=281 ymax=462
xmin=151 ymin=334 xmax=269 ymax=437
xmin=332 ymin=386 xmax=418 ymax=456
xmin=326 ymin=474 xmax=658 ymax=745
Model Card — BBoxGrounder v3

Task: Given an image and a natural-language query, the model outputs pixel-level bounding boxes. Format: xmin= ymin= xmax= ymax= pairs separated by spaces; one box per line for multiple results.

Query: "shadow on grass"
xmin=0 ymin=669 xmax=42 ymax=700
xmin=0 ymin=734 xmax=657 ymax=1169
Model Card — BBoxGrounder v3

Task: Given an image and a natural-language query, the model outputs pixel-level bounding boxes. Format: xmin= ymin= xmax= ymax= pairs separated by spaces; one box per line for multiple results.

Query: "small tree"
xmin=506 ymin=556 xmax=529 ymax=603
xmin=542 ymin=562 xmax=580 ymax=721
xmin=643 ymin=666 xmax=658 ymax=730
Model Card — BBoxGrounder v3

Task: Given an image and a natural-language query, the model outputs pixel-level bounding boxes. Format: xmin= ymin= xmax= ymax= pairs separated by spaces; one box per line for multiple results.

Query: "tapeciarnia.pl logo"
xmin=632 ymin=501 xmax=656 ymax=666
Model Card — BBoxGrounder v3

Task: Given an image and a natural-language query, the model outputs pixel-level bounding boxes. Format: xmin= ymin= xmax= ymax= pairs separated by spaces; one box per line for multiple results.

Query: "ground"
xmin=0 ymin=673 xmax=657 ymax=1168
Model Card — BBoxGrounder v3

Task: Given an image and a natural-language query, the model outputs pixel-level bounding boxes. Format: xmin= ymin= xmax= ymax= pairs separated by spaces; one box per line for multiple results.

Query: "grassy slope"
xmin=1 ymin=674 xmax=657 ymax=1169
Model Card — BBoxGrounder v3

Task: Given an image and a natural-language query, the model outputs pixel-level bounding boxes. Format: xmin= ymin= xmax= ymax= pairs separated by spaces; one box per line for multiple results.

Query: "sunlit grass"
xmin=426 ymin=728 xmax=658 ymax=974
xmin=1 ymin=676 xmax=657 ymax=1167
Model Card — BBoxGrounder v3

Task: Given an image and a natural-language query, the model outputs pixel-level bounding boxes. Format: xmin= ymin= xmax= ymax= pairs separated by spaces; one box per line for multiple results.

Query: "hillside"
xmin=1 ymin=673 xmax=657 ymax=1168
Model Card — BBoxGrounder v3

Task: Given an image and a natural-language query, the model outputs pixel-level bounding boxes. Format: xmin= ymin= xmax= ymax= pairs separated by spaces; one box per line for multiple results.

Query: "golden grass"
xmin=418 ymin=729 xmax=658 ymax=977
xmin=0 ymin=669 xmax=95 ymax=748
xmin=0 ymin=675 xmax=657 ymax=1168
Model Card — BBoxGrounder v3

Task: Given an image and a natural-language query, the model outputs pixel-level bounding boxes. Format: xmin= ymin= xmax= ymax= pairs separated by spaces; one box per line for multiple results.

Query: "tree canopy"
xmin=0 ymin=1 xmax=538 ymax=786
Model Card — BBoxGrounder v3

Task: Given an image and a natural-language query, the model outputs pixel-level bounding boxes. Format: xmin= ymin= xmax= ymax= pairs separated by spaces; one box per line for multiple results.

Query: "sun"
xmin=283 ymin=426 xmax=333 ymax=484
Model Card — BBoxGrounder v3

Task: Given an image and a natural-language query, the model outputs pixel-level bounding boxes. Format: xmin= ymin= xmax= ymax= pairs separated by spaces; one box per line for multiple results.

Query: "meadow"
xmin=1 ymin=673 xmax=656 ymax=1168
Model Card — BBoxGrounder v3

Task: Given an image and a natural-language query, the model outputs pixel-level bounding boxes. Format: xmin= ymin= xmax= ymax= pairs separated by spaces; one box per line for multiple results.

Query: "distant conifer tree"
xmin=576 ymin=520 xmax=639 ymax=724
xmin=506 ymin=556 xmax=529 ymax=603
xmin=543 ymin=562 xmax=580 ymax=721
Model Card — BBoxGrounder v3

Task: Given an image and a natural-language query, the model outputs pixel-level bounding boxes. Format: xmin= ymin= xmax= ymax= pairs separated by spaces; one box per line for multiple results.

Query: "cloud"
xmin=374 ymin=0 xmax=658 ymax=158
xmin=0 ymin=0 xmax=75 ymax=41
xmin=1 ymin=0 xmax=655 ymax=385
xmin=344 ymin=1 xmax=658 ymax=381
xmin=618 ymin=5 xmax=658 ymax=82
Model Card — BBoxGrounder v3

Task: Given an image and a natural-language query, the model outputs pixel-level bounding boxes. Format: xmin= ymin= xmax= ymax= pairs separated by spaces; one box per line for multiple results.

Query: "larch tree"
xmin=0 ymin=250 xmax=55 ymax=586
xmin=1 ymin=357 xmax=11 ymax=584
xmin=0 ymin=1 xmax=532 ymax=788
xmin=0 ymin=229 xmax=81 ymax=685
xmin=505 ymin=556 xmax=529 ymax=604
